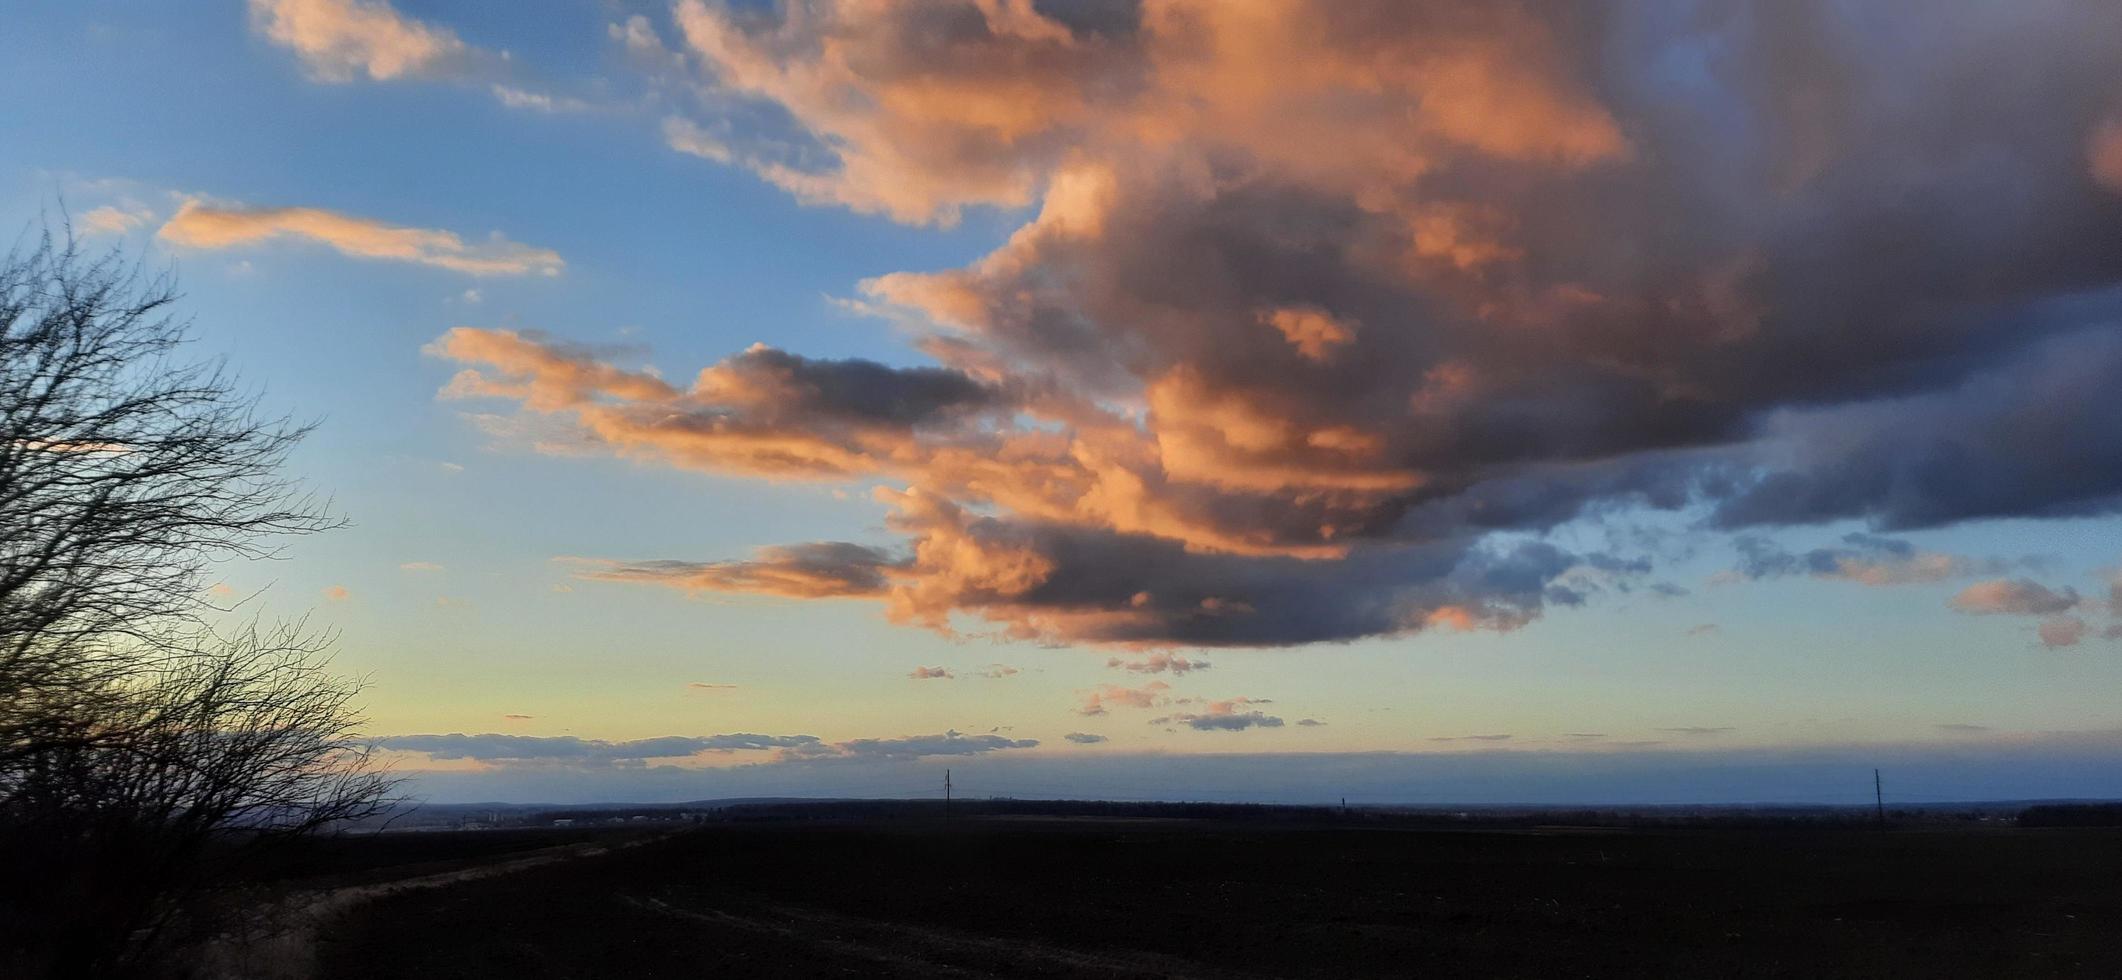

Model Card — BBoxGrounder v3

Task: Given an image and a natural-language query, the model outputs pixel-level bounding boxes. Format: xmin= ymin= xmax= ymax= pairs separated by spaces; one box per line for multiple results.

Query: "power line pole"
xmin=1874 ymin=768 xmax=1885 ymax=828
xmin=945 ymin=768 xmax=952 ymax=825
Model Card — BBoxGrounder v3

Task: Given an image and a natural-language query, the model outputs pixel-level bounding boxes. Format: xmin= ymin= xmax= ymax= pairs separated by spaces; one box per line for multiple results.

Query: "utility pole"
xmin=945 ymin=768 xmax=952 ymax=825
xmin=1874 ymin=769 xmax=1885 ymax=828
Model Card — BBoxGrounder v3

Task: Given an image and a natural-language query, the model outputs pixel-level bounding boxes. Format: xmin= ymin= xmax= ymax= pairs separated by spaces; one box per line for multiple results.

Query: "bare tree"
xmin=0 ymin=233 xmax=331 ymax=750
xmin=0 ymin=231 xmax=392 ymax=975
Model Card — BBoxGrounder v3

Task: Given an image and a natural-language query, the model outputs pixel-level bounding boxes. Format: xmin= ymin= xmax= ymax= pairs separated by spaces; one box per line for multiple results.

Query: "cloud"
xmin=1948 ymin=579 xmax=2081 ymax=616
xmin=2038 ymin=616 xmax=2089 ymax=649
xmin=663 ymin=0 xmax=1625 ymax=225
xmin=321 ymin=584 xmax=350 ymax=602
xmin=399 ymin=561 xmax=443 ymax=572
xmin=567 ymin=543 xmax=898 ymax=599
xmin=1296 ymin=718 xmax=1326 ymax=727
xmin=1727 ymin=534 xmax=2002 ymax=587
xmin=376 ymin=729 xmax=1035 ymax=769
xmin=1157 ymin=697 xmax=1284 ymax=732
xmin=1656 ymin=727 xmax=1735 ymax=737
xmin=1685 ymin=624 xmax=1720 ymax=637
xmin=373 ymin=732 xmax=823 ymax=766
xmin=401 ymin=734 xmax=2122 ymax=806
xmin=1107 ymin=653 xmax=1210 ymax=675
xmin=976 ymin=664 xmax=1020 ymax=679
xmin=908 ymin=665 xmax=953 ymax=680
xmin=1178 ymin=711 xmax=1282 ymax=732
xmin=1430 ymin=734 xmax=1513 ymax=743
xmin=491 ymin=85 xmax=591 ymax=114
xmin=249 ymin=0 xmax=471 ymax=83
xmin=450 ymin=0 xmax=2122 ymax=649
xmin=501 ymin=713 xmax=533 ymax=721
xmin=664 ymin=116 xmax=734 ymax=164
xmin=687 ymin=682 xmax=738 ymax=690
xmin=160 ymin=201 xmax=563 ymax=277
xmin=1936 ymin=723 xmax=1992 ymax=734
xmin=80 ymin=205 xmax=152 ymax=237
xmin=1076 ymin=681 xmax=1170 ymax=716
xmin=1064 ymin=732 xmax=1108 ymax=745
xmin=795 ymin=731 xmax=1039 ymax=762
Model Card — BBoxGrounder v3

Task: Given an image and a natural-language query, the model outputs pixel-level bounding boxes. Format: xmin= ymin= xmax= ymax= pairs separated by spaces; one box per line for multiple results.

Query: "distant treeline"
xmin=706 ymin=798 xmax=1928 ymax=830
xmin=715 ymin=798 xmax=1333 ymax=823
xmin=2018 ymin=803 xmax=2122 ymax=827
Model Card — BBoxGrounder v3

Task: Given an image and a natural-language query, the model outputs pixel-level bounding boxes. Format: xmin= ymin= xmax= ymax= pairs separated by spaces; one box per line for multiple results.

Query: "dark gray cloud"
xmin=1727 ymin=533 xmax=2004 ymax=586
xmin=705 ymin=345 xmax=1006 ymax=427
xmin=576 ymin=542 xmax=899 ymax=598
xmin=1714 ymin=331 xmax=2122 ymax=529
xmin=1170 ymin=711 xmax=1284 ymax=732
xmin=1064 ymin=732 xmax=1108 ymax=744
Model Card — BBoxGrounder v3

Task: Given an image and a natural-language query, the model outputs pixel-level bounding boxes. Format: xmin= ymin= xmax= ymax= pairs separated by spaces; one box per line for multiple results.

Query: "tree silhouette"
xmin=0 ymin=230 xmax=392 ymax=975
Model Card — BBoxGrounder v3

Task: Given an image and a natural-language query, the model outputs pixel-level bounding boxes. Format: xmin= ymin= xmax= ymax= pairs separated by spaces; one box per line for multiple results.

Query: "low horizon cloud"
xmin=392 ymin=730 xmax=2122 ymax=807
xmin=373 ymin=729 xmax=1039 ymax=770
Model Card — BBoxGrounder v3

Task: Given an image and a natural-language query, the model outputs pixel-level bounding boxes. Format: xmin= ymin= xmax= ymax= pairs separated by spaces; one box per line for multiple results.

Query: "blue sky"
xmin=5 ymin=1 xmax=2119 ymax=804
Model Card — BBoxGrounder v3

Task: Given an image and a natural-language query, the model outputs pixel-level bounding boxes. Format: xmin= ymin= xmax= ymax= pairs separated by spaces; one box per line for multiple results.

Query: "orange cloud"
xmin=663 ymin=0 xmax=1624 ymax=225
xmin=2090 ymin=118 xmax=2122 ymax=193
xmin=450 ymin=2 xmax=2122 ymax=650
xmin=161 ymin=201 xmax=562 ymax=277
xmin=1261 ymin=307 xmax=1356 ymax=362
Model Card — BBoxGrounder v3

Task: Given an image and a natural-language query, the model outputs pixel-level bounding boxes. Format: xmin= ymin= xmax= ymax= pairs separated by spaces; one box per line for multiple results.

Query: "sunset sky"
xmin=5 ymin=0 xmax=2120 ymax=805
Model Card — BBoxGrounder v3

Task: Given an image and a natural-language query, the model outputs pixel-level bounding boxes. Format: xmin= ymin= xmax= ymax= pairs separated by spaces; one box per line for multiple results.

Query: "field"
xmin=277 ymin=807 xmax=2122 ymax=979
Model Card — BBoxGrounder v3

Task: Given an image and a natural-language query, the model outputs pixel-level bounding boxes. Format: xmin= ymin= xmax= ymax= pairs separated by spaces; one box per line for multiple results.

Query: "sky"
xmin=4 ymin=0 xmax=2120 ymax=805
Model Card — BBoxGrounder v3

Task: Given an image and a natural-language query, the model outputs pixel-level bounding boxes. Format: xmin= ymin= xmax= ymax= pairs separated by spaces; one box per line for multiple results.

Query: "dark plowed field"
xmin=312 ymin=819 xmax=2122 ymax=978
